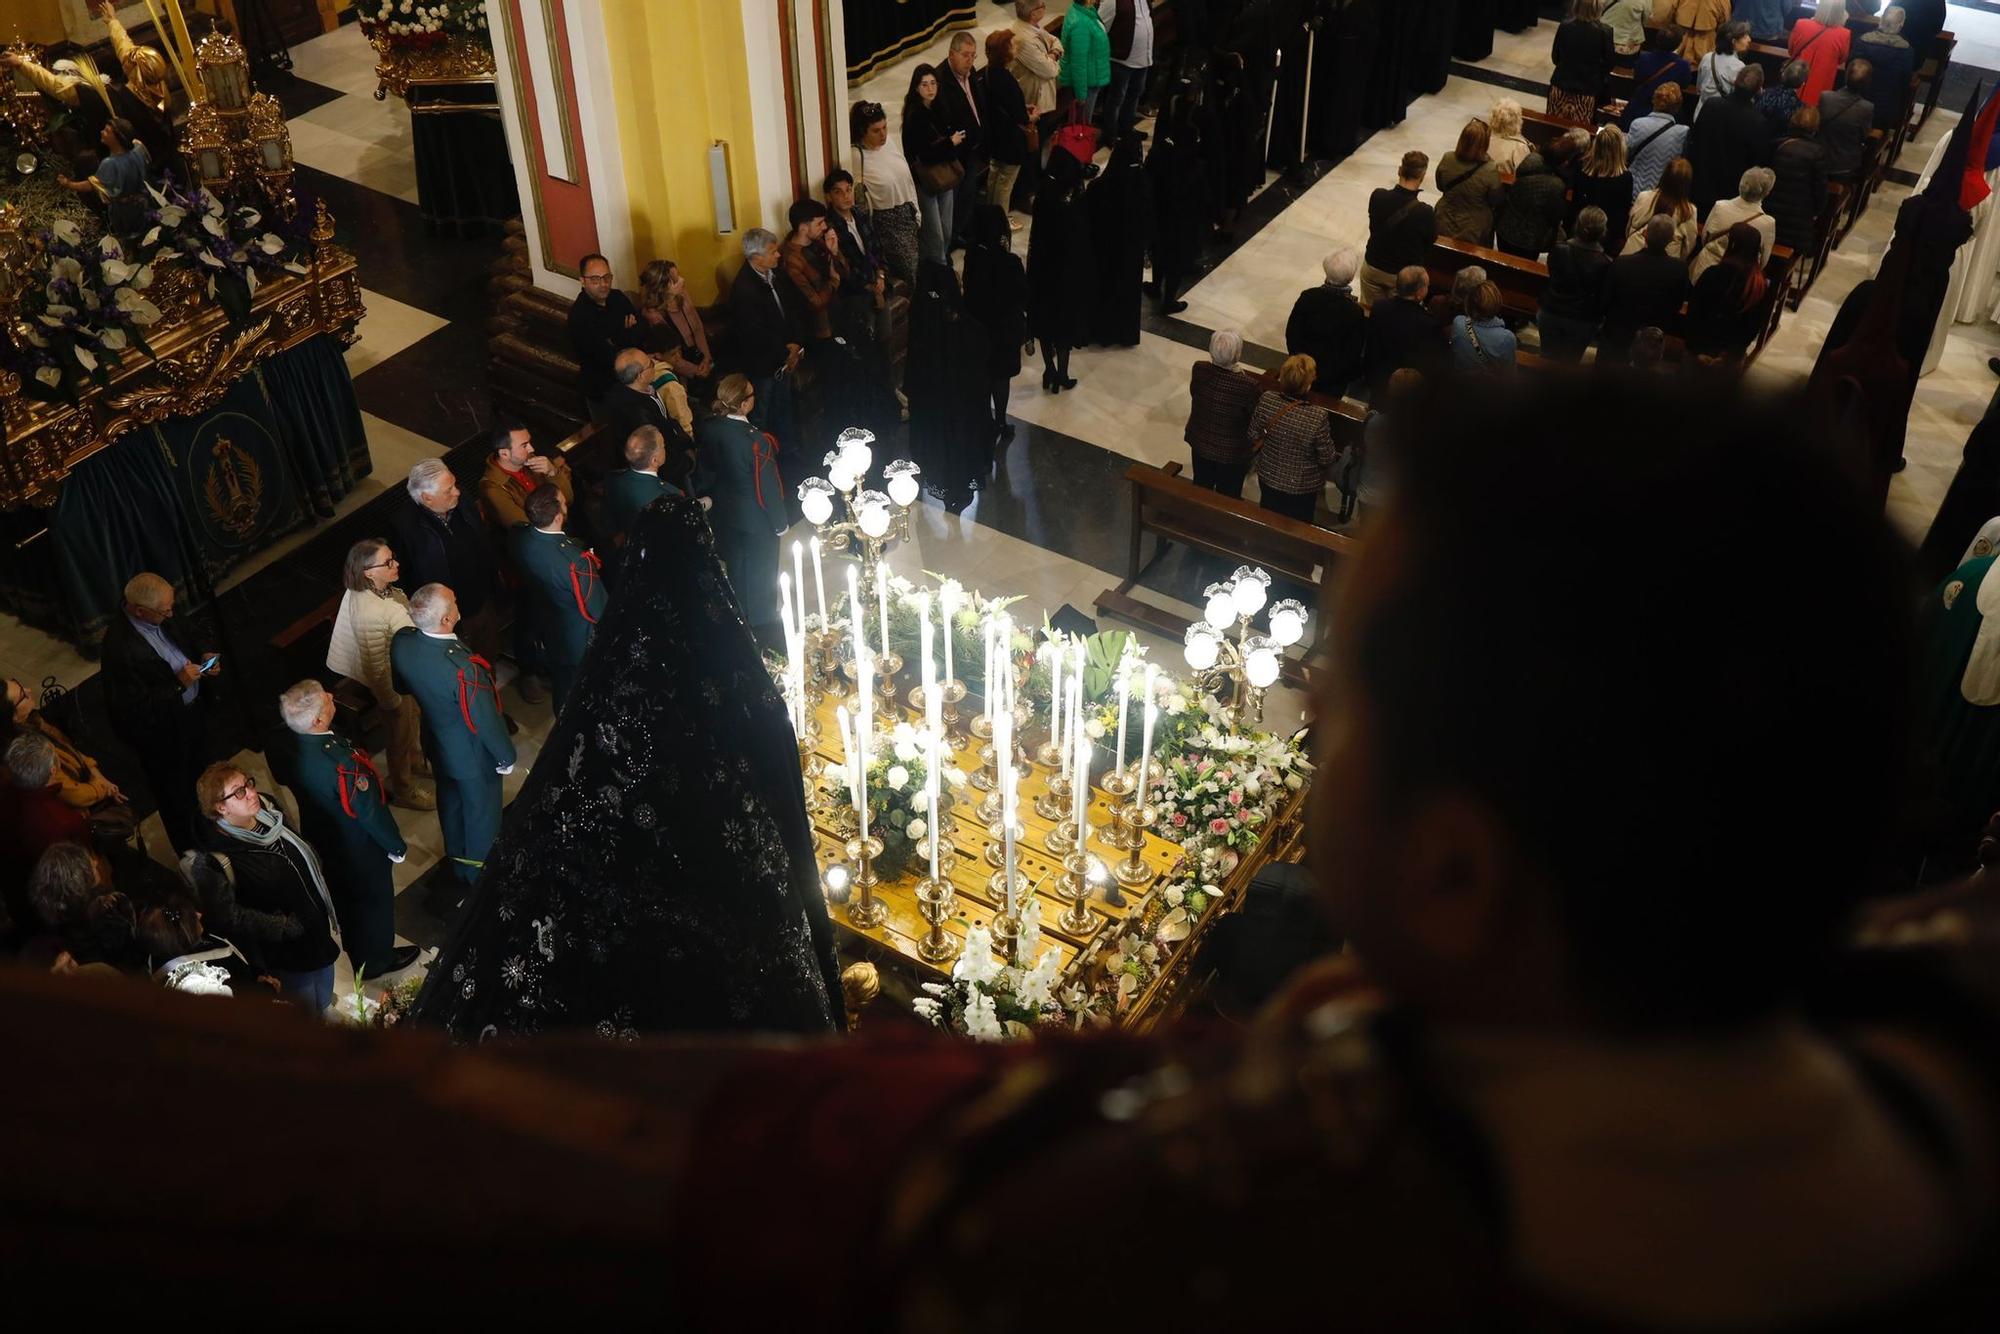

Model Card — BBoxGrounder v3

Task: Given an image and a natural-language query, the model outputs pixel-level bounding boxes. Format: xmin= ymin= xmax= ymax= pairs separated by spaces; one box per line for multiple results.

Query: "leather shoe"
xmin=362 ymin=945 xmax=422 ymax=977
xmin=514 ymin=674 xmax=546 ymax=704
xmin=392 ymin=779 xmax=437 ymax=812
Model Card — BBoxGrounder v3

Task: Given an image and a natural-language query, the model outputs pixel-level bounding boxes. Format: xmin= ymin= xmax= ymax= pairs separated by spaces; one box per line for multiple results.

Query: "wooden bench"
xmin=1097 ymin=462 xmax=1359 ymax=688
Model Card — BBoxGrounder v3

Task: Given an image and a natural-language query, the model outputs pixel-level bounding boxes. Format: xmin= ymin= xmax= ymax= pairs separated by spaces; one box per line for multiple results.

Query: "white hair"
xmin=742 ymin=228 xmax=778 ymax=260
xmin=1816 ymin=0 xmax=1848 ymax=26
xmin=1208 ymin=330 xmax=1244 ymax=367
xmin=408 ymin=583 xmax=454 ymax=631
xmin=278 ymin=679 xmax=327 ymax=734
xmin=123 ymin=572 xmax=172 ymax=611
xmin=1880 ymin=5 xmax=1905 ymax=34
xmin=406 ymin=458 xmax=452 ymax=502
xmin=1322 ymin=247 xmax=1360 ymax=287
xmin=1739 ymin=166 xmax=1777 ymax=202
xmin=1488 ymin=97 xmax=1523 ymax=137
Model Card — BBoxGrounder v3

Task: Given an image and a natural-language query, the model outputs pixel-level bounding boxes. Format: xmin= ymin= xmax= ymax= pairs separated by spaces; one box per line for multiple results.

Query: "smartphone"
xmin=198 ymin=654 xmax=219 ymax=672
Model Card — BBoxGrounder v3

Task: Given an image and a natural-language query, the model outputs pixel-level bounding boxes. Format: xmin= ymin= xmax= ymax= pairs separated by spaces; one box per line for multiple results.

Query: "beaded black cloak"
xmin=412 ymin=495 xmax=843 ymax=1040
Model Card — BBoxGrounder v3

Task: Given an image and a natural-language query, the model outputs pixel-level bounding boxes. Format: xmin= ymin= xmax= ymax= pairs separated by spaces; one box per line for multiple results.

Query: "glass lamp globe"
xmin=884 ymin=459 xmax=921 ymax=508
xmin=855 ymin=489 xmax=893 ymax=538
xmin=835 ymin=427 xmax=875 ymax=482
xmin=798 ymin=477 xmax=837 ymax=526
xmin=1230 ymin=565 xmax=1272 ymax=618
xmin=1267 ymin=598 xmax=1308 ymax=648
xmin=1184 ymin=624 xmax=1221 ymax=671
xmin=1243 ymin=636 xmax=1281 ymax=689
xmin=823 ymin=863 xmax=853 ymax=903
xmin=1203 ymin=582 xmax=1239 ymax=630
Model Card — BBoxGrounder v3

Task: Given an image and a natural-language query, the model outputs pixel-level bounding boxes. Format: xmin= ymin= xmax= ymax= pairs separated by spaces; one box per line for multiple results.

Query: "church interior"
xmin=4 ymin=1 xmax=2000 ymax=1321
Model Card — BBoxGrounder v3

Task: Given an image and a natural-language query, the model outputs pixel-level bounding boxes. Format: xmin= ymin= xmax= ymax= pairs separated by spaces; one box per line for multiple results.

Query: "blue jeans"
xmin=273 ymin=963 xmax=335 ymax=1014
xmin=917 ymin=189 xmax=954 ymax=265
xmin=1104 ymin=63 xmax=1150 ymax=135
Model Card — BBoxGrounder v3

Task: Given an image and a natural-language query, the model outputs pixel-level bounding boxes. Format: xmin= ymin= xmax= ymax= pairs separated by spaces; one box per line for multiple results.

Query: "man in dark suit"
xmin=595 ymin=348 xmax=693 ymax=451
xmin=1687 ymin=65 xmax=1775 ymax=218
xmin=1285 ymin=248 xmax=1369 ymax=395
xmin=391 ymin=458 xmax=503 ymax=663
xmin=1600 ymin=214 xmax=1693 ymax=361
xmin=724 ymin=228 xmax=804 ymax=450
xmin=99 ymin=571 xmax=217 ymax=853
xmin=275 ymin=679 xmax=420 ymax=979
xmin=603 ymin=426 xmax=690 ymax=553
xmin=934 ymin=29 xmax=989 ymax=249
xmin=390 ymin=584 xmax=515 ymax=888
xmin=567 ymin=251 xmax=640 ymax=408
xmin=508 ymin=487 xmax=609 ymax=710
xmin=1363 ymin=266 xmax=1444 ymax=395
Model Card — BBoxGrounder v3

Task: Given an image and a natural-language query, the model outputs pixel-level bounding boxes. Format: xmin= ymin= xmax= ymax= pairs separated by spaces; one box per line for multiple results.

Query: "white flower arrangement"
xmin=917 ymin=904 xmax=1066 ymax=1040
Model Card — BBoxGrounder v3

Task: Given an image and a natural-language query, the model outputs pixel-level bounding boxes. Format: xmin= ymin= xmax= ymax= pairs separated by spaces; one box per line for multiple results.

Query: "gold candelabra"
xmin=796 ymin=430 xmax=921 ymax=607
xmin=1183 ymin=570 xmax=1310 ymax=731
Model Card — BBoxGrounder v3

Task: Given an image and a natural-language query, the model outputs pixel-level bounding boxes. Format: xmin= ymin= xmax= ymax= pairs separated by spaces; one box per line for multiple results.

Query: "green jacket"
xmin=1061 ymin=5 xmax=1110 ymax=96
xmin=602 ymin=467 xmax=678 ymax=547
xmin=389 ymin=628 xmax=516 ymax=775
xmin=508 ymin=525 xmax=608 ymax=667
xmin=280 ymin=728 xmax=406 ymax=859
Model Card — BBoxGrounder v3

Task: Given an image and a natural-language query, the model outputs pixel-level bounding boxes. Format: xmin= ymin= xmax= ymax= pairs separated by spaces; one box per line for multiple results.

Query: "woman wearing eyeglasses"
xmin=327 ymin=539 xmax=436 ymax=811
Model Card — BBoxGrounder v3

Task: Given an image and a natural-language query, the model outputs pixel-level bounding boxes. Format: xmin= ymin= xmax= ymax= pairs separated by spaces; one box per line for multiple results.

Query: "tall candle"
xmin=1068 ymin=641 xmax=1086 ymax=784
xmin=1047 ymin=639 xmax=1063 ymax=762
xmin=919 ymin=601 xmax=941 ymax=883
xmin=1072 ymin=673 xmax=1090 ymax=840
xmin=847 ymin=563 xmax=865 ymax=658
xmin=941 ymin=586 xmax=957 ymax=683
xmin=837 ymin=705 xmax=858 ymax=807
xmin=877 ymin=570 xmax=891 ymax=661
xmin=982 ymin=616 xmax=996 ymax=724
xmin=778 ymin=574 xmax=799 ymax=733
xmin=1113 ymin=651 xmax=1131 ymax=774
xmin=791 ymin=542 xmax=807 ymax=633
xmin=810 ymin=537 xmax=828 ymax=627
xmin=1138 ymin=666 xmax=1159 ymax=806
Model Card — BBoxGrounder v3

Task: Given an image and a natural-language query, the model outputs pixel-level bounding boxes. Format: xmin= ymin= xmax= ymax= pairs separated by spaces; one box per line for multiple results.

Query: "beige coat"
xmin=1625 ymin=191 xmax=1702 ymax=259
xmin=328 ymin=586 xmax=415 ymax=707
xmin=1673 ymin=0 xmax=1734 ymax=62
xmin=1010 ymin=17 xmax=1064 ymax=116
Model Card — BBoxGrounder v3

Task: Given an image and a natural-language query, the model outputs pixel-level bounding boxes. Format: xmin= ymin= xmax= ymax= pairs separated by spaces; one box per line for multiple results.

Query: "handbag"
xmin=1052 ymin=102 xmax=1099 ymax=167
xmin=1250 ymin=400 xmax=1305 ymax=453
xmin=917 ymin=155 xmax=964 ymax=195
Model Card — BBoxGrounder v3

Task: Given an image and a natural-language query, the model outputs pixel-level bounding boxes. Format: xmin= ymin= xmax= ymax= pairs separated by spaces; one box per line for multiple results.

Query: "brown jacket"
xmin=781 ymin=236 xmax=846 ymax=341
xmin=479 ymin=452 xmax=575 ymax=531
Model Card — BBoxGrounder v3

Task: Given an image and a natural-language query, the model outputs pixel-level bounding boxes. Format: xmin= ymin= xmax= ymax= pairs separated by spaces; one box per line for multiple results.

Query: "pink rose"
xmin=1209 ymin=818 xmax=1230 ymax=835
xmin=1228 ymin=788 xmax=1243 ymax=806
xmin=1171 ymin=812 xmax=1189 ymax=827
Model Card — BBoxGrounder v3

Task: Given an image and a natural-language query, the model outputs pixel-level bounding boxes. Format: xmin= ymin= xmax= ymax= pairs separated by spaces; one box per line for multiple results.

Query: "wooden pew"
xmin=1097 ymin=462 xmax=1358 ymax=687
xmin=1915 ymin=30 xmax=1956 ymax=133
xmin=1428 ymin=236 xmax=1548 ymax=323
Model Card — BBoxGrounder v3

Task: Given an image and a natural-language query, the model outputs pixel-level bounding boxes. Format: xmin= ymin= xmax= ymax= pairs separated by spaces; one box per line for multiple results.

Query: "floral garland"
xmin=145 ymin=179 xmax=310 ymax=326
xmin=823 ymin=720 xmax=970 ymax=881
xmin=9 ymin=219 xmax=163 ymax=397
xmin=912 ymin=909 xmax=1066 ymax=1040
xmin=357 ymin=0 xmax=490 ymax=49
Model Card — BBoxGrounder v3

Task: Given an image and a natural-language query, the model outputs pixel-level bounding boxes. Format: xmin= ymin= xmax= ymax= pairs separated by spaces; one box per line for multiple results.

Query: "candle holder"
xmin=983 ymin=815 xmax=1026 ymax=869
xmin=970 ymin=738 xmax=999 ymax=794
xmin=1044 ymin=813 xmax=1078 ymax=857
xmin=844 ymin=834 xmax=888 ymax=928
xmin=799 ymin=736 xmax=826 ymax=815
xmin=805 ymin=623 xmax=839 ymax=707
xmin=1035 ymin=768 xmax=1074 ymax=823
xmin=1099 ymin=764 xmax=1136 ymax=805
xmin=1035 ymin=731 xmax=1066 ymax=769
xmin=987 ymin=866 xmax=1029 ymax=959
xmin=1057 ymin=849 xmax=1102 ymax=934
xmin=1111 ymin=802 xmax=1159 ymax=890
xmin=913 ymin=875 xmax=957 ymax=963
xmin=873 ymin=650 xmax=904 ymax=705
xmin=968 ymin=701 xmax=994 ymax=744
xmin=907 ymin=679 xmax=967 ymax=732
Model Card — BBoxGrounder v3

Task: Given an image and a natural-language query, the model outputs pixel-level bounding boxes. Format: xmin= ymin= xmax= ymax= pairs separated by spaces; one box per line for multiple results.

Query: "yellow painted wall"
xmin=14 ymin=0 xmax=69 ymax=44
xmin=597 ymin=0 xmax=763 ymax=306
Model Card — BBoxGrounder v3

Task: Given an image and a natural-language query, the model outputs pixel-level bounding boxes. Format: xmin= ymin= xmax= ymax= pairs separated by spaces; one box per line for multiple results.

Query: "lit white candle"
xmin=778 ymin=573 xmax=799 ymax=733
xmin=1067 ymin=640 xmax=1085 ymax=784
xmin=941 ymin=585 xmax=957 ymax=683
xmin=790 ymin=541 xmax=806 ymax=632
xmin=919 ymin=600 xmax=941 ymax=883
xmin=1137 ymin=665 xmax=1159 ymax=806
xmin=877 ymin=570 xmax=891 ymax=662
xmin=982 ymin=615 xmax=997 ymax=725
xmin=1047 ymin=638 xmax=1063 ymax=763
xmin=1113 ymin=650 xmax=1131 ymax=774
xmin=1072 ymin=671 xmax=1089 ymax=840
xmin=847 ymin=563 xmax=865 ymax=659
xmin=810 ymin=537 xmax=828 ymax=627
xmin=837 ymin=705 xmax=858 ymax=808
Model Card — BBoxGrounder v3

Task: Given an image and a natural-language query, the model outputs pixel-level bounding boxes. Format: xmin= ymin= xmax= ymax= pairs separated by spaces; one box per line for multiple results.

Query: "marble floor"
xmin=13 ymin=9 xmax=2000 ymax=1011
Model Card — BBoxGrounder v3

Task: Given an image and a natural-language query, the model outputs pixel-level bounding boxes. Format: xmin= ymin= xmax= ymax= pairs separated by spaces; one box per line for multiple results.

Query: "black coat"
xmin=1567 ymin=169 xmax=1635 ymax=255
xmin=99 ymin=612 xmax=200 ymax=744
xmin=1028 ymin=185 xmax=1094 ymax=345
xmin=963 ymin=242 xmax=1029 ymax=378
xmin=1600 ymin=248 xmax=1690 ymax=352
xmin=1364 ymin=294 xmax=1443 ymax=394
xmin=1540 ymin=240 xmax=1613 ymax=322
xmin=723 ymin=265 xmax=801 ymax=379
xmin=596 ymin=383 xmax=688 ymax=454
xmin=931 ymin=65 xmax=988 ymax=162
xmin=1856 ymin=34 xmax=1916 ymax=132
xmin=392 ymin=493 xmax=496 ymax=618
xmin=1285 ymin=284 xmax=1368 ymax=393
xmin=189 ymin=802 xmax=340 ymax=975
xmin=1817 ymin=89 xmax=1874 ymax=179
xmin=1769 ymin=135 xmax=1830 ymax=252
xmin=1550 ymin=18 xmax=1616 ymax=98
xmin=1088 ymin=154 xmax=1153 ymax=347
xmin=901 ymin=99 xmax=961 ymax=178
xmin=983 ymin=65 xmax=1031 ymax=164
xmin=566 ymin=289 xmax=639 ymax=402
xmin=1687 ymin=92 xmax=1774 ymax=217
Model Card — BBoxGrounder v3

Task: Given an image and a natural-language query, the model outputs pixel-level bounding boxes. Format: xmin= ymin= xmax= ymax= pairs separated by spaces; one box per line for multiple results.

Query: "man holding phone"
xmin=100 ymin=571 xmax=219 ymax=854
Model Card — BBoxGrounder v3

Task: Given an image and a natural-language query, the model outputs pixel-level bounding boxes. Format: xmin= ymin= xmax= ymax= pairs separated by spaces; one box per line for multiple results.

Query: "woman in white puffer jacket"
xmin=326 ymin=537 xmax=436 ymax=810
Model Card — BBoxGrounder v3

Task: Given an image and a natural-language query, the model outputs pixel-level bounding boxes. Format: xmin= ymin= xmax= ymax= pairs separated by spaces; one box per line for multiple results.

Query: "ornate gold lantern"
xmin=195 ymin=29 xmax=250 ymax=113
xmin=183 ymin=100 xmax=233 ymax=190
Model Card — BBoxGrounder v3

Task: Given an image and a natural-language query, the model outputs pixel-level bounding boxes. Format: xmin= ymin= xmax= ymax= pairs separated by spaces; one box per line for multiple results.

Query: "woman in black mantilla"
xmin=1028 ymin=148 xmax=1095 ymax=393
xmin=906 ymin=259 xmax=996 ymax=511
xmin=1087 ymin=130 xmax=1154 ymax=347
xmin=410 ymin=494 xmax=845 ymax=1041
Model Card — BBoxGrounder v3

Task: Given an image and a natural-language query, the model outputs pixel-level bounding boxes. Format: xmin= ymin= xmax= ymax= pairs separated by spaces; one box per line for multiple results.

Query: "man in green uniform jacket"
xmin=509 ymin=484 xmax=609 ymax=710
xmin=390 ymin=584 xmax=516 ymax=887
xmin=601 ymin=424 xmax=685 ymax=556
xmin=275 ymin=679 xmax=421 ymax=977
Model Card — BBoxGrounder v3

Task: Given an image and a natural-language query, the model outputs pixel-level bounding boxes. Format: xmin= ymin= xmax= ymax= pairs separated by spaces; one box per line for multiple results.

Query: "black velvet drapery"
xmin=0 ymin=333 xmax=369 ymax=651
xmin=410 ymin=83 xmax=520 ymax=238
xmin=846 ymin=0 xmax=978 ymax=81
